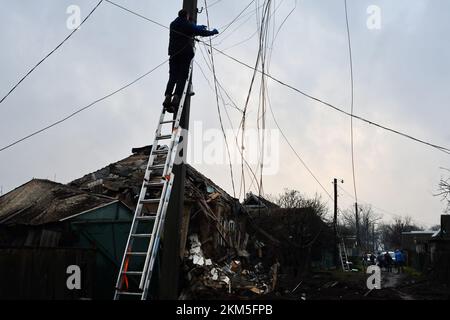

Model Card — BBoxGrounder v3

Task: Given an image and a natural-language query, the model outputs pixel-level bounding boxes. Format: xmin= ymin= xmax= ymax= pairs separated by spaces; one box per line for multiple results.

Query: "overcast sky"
xmin=1 ymin=0 xmax=449 ymax=227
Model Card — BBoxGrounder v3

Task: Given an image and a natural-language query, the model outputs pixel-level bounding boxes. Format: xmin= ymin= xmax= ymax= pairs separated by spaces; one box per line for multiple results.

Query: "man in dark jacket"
xmin=163 ymin=9 xmax=219 ymax=112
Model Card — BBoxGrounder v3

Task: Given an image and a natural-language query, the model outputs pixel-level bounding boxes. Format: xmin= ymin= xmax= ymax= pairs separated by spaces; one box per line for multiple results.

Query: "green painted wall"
xmin=61 ymin=201 xmax=157 ymax=299
xmin=68 ymin=202 xmax=134 ymax=299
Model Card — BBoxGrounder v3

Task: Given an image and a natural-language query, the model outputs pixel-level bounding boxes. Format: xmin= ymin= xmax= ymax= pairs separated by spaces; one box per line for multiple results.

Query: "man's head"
xmin=178 ymin=9 xmax=190 ymax=20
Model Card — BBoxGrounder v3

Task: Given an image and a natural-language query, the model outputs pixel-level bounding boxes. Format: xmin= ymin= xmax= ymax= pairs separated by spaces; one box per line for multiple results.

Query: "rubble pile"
xmin=180 ymin=234 xmax=280 ymax=299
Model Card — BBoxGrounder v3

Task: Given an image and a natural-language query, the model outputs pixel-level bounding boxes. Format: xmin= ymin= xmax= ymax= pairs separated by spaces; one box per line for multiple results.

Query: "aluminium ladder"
xmin=113 ymin=62 xmax=193 ymax=300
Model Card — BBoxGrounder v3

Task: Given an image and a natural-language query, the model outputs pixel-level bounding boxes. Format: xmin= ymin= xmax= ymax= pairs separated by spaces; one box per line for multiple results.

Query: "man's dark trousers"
xmin=165 ymin=55 xmax=192 ymax=97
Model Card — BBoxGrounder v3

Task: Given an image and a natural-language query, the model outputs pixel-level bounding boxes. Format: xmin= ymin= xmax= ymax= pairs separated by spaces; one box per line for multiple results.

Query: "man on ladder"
xmin=163 ymin=9 xmax=219 ymax=113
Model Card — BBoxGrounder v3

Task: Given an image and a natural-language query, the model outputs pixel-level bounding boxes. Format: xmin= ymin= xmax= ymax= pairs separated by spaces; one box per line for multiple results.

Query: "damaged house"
xmin=0 ymin=179 xmax=133 ymax=299
xmin=0 ymin=147 xmax=248 ymax=299
xmin=0 ymin=146 xmax=333 ymax=299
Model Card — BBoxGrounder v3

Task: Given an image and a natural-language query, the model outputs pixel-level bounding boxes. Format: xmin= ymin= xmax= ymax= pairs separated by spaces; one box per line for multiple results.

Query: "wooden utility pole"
xmin=372 ymin=224 xmax=375 ymax=252
xmin=333 ymin=178 xmax=338 ymax=266
xmin=355 ymin=202 xmax=360 ymax=249
xmin=158 ymin=0 xmax=198 ymax=299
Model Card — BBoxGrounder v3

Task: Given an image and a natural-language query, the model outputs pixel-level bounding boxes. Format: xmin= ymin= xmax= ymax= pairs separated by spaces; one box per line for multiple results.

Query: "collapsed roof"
xmin=69 ymin=145 xmax=238 ymax=209
xmin=0 ymin=146 xmax=240 ymax=227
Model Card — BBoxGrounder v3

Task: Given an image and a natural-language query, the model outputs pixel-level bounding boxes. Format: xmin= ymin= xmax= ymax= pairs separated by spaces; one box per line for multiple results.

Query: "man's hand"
xmin=211 ymin=28 xmax=219 ymax=35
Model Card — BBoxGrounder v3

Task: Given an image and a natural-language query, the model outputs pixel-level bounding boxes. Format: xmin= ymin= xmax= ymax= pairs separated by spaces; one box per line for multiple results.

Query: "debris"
xmin=250 ymin=287 xmax=264 ymax=295
xmin=230 ymin=260 xmax=241 ymax=273
xmin=291 ymin=281 xmax=303 ymax=293
xmin=188 ymin=234 xmax=206 ymax=266
xmin=270 ymin=261 xmax=280 ymax=291
xmin=364 ymin=289 xmax=374 ymax=297
xmin=210 ymin=268 xmax=219 ymax=280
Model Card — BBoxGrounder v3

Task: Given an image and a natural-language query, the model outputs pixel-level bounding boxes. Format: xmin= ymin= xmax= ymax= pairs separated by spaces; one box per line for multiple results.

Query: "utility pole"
xmin=355 ymin=202 xmax=360 ymax=251
xmin=158 ymin=0 xmax=198 ymax=299
xmin=333 ymin=179 xmax=338 ymax=267
xmin=372 ymin=224 xmax=375 ymax=252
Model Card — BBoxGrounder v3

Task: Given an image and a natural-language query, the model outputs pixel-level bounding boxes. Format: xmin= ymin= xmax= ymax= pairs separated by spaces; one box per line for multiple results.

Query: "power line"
xmin=204 ymin=44 xmax=450 ymax=155
xmin=0 ymin=0 xmax=104 ymax=106
xmin=0 ymin=59 xmax=168 ymax=153
xmin=96 ymin=0 xmax=450 ymax=158
xmin=104 ymin=0 xmax=169 ymax=30
xmin=215 ymin=0 xmax=257 ymax=35
xmin=204 ymin=0 xmax=237 ymax=197
xmin=195 ymin=53 xmax=260 ymax=195
xmin=102 ymin=0 xmax=450 ymax=155
xmin=268 ymin=97 xmax=334 ymax=202
xmin=207 ymin=0 xmax=225 ymax=9
xmin=337 ymin=185 xmax=432 ymax=226
xmin=344 ymin=0 xmax=358 ymax=203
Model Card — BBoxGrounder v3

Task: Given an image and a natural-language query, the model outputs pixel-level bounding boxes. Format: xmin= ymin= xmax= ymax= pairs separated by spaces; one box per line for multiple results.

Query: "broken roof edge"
xmin=243 ymin=192 xmax=280 ymax=209
xmin=0 ymin=178 xmax=126 ymax=226
xmin=0 ymin=178 xmax=53 ymax=201
xmin=0 ymin=178 xmax=117 ymax=202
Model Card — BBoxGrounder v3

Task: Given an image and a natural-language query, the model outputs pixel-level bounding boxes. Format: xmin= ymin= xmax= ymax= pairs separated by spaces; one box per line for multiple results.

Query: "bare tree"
xmin=339 ymin=204 xmax=382 ymax=252
xmin=274 ymin=189 xmax=329 ymax=218
xmin=379 ymin=216 xmax=423 ymax=249
xmin=430 ymin=224 xmax=441 ymax=231
xmin=436 ymin=169 xmax=450 ymax=212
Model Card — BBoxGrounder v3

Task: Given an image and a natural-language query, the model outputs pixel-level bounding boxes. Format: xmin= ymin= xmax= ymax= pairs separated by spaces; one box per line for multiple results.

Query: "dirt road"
xmin=381 ymin=271 xmax=416 ymax=300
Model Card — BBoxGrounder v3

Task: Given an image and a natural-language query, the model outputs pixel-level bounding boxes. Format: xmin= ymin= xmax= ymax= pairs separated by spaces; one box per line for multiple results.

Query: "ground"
xmin=253 ymin=269 xmax=450 ymax=300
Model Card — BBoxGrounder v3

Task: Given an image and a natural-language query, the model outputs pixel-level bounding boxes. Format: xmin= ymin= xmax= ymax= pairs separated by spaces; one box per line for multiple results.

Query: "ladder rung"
xmin=149 ymin=164 xmax=165 ymax=170
xmin=145 ymin=181 xmax=165 ymax=187
xmin=122 ymin=271 xmax=143 ymax=275
xmin=117 ymin=291 xmax=142 ymax=296
xmin=160 ymin=120 xmax=175 ymax=124
xmin=127 ymin=252 xmax=147 ymax=256
xmin=136 ymin=216 xmax=156 ymax=221
xmin=141 ymin=198 xmax=160 ymax=204
xmin=153 ymin=149 xmax=168 ymax=155
xmin=156 ymin=134 xmax=172 ymax=141
xmin=131 ymin=233 xmax=152 ymax=238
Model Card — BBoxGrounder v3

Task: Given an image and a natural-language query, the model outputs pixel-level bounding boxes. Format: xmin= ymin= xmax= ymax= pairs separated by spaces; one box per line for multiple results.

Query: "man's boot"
xmin=171 ymin=94 xmax=180 ymax=108
xmin=163 ymin=95 xmax=175 ymax=113
xmin=163 ymin=94 xmax=172 ymax=108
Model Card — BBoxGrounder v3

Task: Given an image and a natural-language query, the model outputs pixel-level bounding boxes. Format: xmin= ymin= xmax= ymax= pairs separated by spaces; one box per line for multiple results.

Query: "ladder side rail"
xmin=138 ymin=179 xmax=169 ymax=289
xmin=138 ymin=62 xmax=193 ymax=292
xmin=114 ymin=101 xmax=167 ymax=298
xmin=141 ymin=172 xmax=175 ymax=300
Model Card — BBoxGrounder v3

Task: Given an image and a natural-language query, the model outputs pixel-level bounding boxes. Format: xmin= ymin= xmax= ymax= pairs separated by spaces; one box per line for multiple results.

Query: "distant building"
xmin=243 ymin=192 xmax=279 ymax=216
xmin=429 ymin=215 xmax=450 ymax=285
xmin=401 ymin=230 xmax=435 ymax=271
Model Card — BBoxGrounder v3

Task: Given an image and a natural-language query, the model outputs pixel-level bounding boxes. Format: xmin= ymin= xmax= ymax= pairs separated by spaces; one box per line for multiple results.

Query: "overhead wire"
xmin=195 ymin=48 xmax=260 ymax=194
xmin=0 ymin=0 xmax=104 ymax=106
xmin=235 ymin=0 xmax=273 ymax=199
xmin=203 ymin=44 xmax=450 ymax=155
xmin=213 ymin=0 xmax=257 ymax=37
xmin=213 ymin=8 xmax=259 ymax=46
xmin=207 ymin=0 xmax=225 ymax=9
xmin=6 ymin=0 xmax=448 ymax=160
xmin=337 ymin=185 xmax=432 ymax=226
xmin=0 ymin=59 xmax=168 ymax=153
xmin=267 ymin=95 xmax=334 ymax=201
xmin=344 ymin=0 xmax=358 ymax=204
xmin=203 ymin=0 xmax=237 ymax=197
xmin=100 ymin=0 xmax=450 ymax=156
